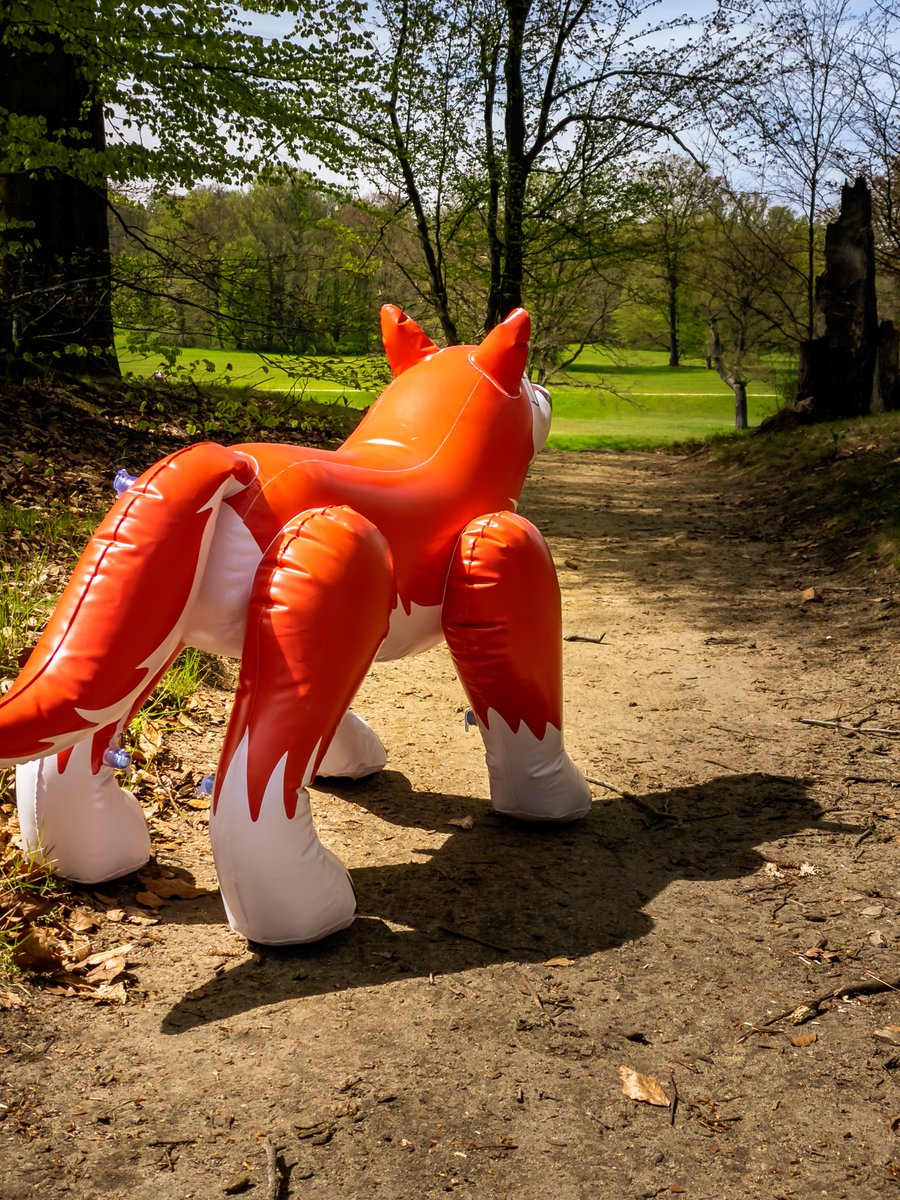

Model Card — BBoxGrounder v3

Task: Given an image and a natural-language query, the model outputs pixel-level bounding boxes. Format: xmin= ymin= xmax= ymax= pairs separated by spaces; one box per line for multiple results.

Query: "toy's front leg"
xmin=210 ymin=507 xmax=395 ymax=945
xmin=442 ymin=512 xmax=591 ymax=822
xmin=16 ymin=740 xmax=151 ymax=883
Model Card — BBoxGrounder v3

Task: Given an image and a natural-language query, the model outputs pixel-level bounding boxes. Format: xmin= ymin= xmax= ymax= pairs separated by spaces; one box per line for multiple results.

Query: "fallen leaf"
xmin=105 ymin=908 xmax=126 ymax=923
xmin=874 ymin=1026 xmax=900 ymax=1046
xmin=447 ymin=815 xmax=474 ymax=830
xmin=92 ymin=981 xmax=128 ymax=1004
xmin=124 ymin=909 xmax=159 ymax=926
xmin=84 ymin=943 xmax=133 ymax=967
xmin=0 ymin=990 xmax=27 ymax=1009
xmin=789 ymin=1031 xmax=818 ymax=1047
xmin=618 ymin=1065 xmax=670 ymax=1107
xmin=69 ymin=910 xmax=100 ymax=933
xmin=15 ymin=927 xmax=65 ymax=971
xmin=138 ymin=874 xmax=204 ymax=899
xmin=85 ymin=955 xmax=127 ymax=984
xmin=135 ymin=891 xmax=167 ymax=909
xmin=801 ymin=587 xmax=822 ymax=603
xmin=543 ymin=956 xmax=574 ymax=968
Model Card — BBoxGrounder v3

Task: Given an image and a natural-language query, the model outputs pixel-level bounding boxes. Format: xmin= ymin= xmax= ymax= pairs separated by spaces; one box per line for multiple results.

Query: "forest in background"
xmin=2 ymin=0 xmax=900 ymax=427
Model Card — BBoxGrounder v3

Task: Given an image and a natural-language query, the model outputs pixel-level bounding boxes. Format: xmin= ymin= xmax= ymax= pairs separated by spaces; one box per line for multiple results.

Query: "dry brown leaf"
xmin=124 ymin=909 xmax=159 ymax=926
xmin=138 ymin=874 xmax=204 ymax=899
xmin=92 ymin=981 xmax=128 ymax=1004
xmin=447 ymin=815 xmax=474 ymax=830
xmin=85 ymin=955 xmax=126 ymax=984
xmin=64 ymin=939 xmax=94 ymax=965
xmin=618 ymin=1065 xmax=670 ymax=1107
xmin=875 ymin=1026 xmax=900 ymax=1046
xmin=84 ymin=943 xmax=133 ymax=967
xmin=15 ymin=927 xmax=65 ymax=971
xmin=135 ymin=890 xmax=167 ymax=909
xmin=789 ymin=1031 xmax=818 ymax=1047
xmin=69 ymin=910 xmax=100 ymax=933
xmin=0 ymin=990 xmax=27 ymax=1010
xmin=104 ymin=908 xmax=126 ymax=923
xmin=543 ymin=956 xmax=574 ymax=968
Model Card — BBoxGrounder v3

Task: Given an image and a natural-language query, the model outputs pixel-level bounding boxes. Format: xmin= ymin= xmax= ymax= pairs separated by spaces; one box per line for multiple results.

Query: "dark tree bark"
xmin=667 ymin=268 xmax=680 ymax=367
xmin=0 ymin=29 xmax=120 ymax=378
xmin=485 ymin=0 xmax=529 ymax=331
xmin=794 ymin=177 xmax=898 ymax=421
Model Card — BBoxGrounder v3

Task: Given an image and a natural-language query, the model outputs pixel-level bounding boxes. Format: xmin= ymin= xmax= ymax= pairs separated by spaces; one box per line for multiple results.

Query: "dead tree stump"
xmin=794 ymin=177 xmax=899 ymax=421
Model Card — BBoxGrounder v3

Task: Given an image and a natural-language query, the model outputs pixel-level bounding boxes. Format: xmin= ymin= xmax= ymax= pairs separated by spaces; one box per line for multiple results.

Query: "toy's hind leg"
xmin=16 ymin=740 xmax=150 ymax=883
xmin=210 ymin=507 xmax=395 ymax=944
xmin=442 ymin=512 xmax=591 ymax=822
xmin=317 ymin=710 xmax=387 ymax=779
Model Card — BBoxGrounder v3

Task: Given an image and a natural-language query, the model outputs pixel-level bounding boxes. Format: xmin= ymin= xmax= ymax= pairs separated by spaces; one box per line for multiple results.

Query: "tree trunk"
xmin=485 ymin=0 xmax=529 ymax=330
xmin=707 ymin=310 xmax=748 ymax=430
xmin=732 ymin=380 xmax=748 ymax=430
xmin=794 ymin=178 xmax=893 ymax=421
xmin=667 ymin=269 xmax=680 ymax=367
xmin=0 ymin=30 xmax=118 ymax=378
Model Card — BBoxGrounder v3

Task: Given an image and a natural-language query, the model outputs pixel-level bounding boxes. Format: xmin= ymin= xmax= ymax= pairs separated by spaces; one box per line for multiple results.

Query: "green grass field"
xmin=117 ymin=343 xmax=379 ymax=406
xmin=118 ymin=342 xmax=785 ymax=451
xmin=546 ymin=346 xmax=782 ymax=450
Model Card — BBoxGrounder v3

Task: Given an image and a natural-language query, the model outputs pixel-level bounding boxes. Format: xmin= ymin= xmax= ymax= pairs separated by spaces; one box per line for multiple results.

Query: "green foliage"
xmin=110 ymin=175 xmax=383 ymax=357
xmin=0 ymin=1 xmax=370 ymax=190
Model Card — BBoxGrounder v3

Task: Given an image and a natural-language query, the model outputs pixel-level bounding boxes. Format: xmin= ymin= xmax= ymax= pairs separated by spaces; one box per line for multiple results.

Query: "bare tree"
xmin=324 ymin=0 xmax=748 ymax=339
xmin=726 ymin=0 xmax=866 ymax=338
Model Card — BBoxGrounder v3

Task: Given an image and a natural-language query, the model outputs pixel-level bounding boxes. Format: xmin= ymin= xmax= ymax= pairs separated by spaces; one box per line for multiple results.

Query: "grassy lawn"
xmin=117 ymin=343 xmax=379 ymax=408
xmin=118 ymin=341 xmax=786 ymax=451
xmin=547 ymin=346 xmax=782 ymax=450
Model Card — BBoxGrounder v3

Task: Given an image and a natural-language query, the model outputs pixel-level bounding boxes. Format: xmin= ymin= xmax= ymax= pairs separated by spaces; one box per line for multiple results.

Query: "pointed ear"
xmin=470 ymin=308 xmax=531 ymax=395
xmin=380 ymin=305 xmax=439 ymax=377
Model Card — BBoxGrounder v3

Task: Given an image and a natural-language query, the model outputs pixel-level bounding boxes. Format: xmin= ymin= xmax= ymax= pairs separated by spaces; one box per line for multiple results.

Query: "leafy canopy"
xmin=0 ymin=0 xmax=373 ymax=190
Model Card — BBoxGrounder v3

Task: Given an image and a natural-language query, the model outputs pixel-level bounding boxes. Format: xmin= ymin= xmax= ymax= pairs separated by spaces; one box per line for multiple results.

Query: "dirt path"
xmin=1 ymin=449 xmax=898 ymax=1200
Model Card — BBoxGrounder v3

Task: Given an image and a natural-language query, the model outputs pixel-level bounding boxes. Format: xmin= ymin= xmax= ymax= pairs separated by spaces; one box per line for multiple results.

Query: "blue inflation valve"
xmin=113 ymin=469 xmax=138 ymax=496
xmin=103 ymin=747 xmax=132 ymax=770
xmin=464 ymin=708 xmax=478 ymax=731
xmin=198 ymin=774 xmax=216 ymax=797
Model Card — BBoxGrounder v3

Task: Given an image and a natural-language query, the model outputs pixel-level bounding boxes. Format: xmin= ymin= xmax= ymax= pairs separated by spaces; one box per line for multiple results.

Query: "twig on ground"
xmin=438 ymin=925 xmax=519 ymax=954
xmin=668 ymin=1073 xmax=679 ymax=1126
xmin=564 ymin=633 xmax=607 ymax=644
xmin=798 ymin=718 xmax=900 ymax=737
xmin=264 ymin=1137 xmax=281 ymax=1200
xmin=585 ymin=777 xmax=634 ymax=800
xmin=853 ymin=826 xmax=875 ymax=848
xmin=738 ymin=974 xmax=900 ymax=1041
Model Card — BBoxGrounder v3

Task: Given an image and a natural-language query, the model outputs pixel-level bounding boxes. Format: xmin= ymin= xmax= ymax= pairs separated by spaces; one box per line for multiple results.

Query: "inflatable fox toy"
xmin=0 ymin=305 xmax=590 ymax=944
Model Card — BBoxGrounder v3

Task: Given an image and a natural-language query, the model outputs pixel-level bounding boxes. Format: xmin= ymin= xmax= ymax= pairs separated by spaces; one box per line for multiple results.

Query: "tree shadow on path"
xmin=161 ymin=769 xmax=858 ymax=1032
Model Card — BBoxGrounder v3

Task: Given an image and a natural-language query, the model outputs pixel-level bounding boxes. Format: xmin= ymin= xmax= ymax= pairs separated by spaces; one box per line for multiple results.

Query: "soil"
xmin=1 ymin=445 xmax=899 ymax=1200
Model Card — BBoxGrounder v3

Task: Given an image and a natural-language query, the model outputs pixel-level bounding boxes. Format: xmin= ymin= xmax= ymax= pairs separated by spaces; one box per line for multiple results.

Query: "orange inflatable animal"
xmin=0 ymin=306 xmax=590 ymax=943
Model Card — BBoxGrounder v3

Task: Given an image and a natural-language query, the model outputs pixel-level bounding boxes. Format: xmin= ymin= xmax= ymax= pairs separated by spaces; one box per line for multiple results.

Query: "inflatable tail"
xmin=0 ymin=443 xmax=255 ymax=768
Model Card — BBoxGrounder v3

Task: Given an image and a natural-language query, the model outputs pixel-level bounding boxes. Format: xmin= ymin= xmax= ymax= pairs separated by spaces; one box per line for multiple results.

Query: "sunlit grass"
xmin=117 ymin=339 xmax=786 ymax=450
xmin=546 ymin=347 xmax=782 ymax=450
xmin=116 ymin=342 xmax=378 ymax=409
